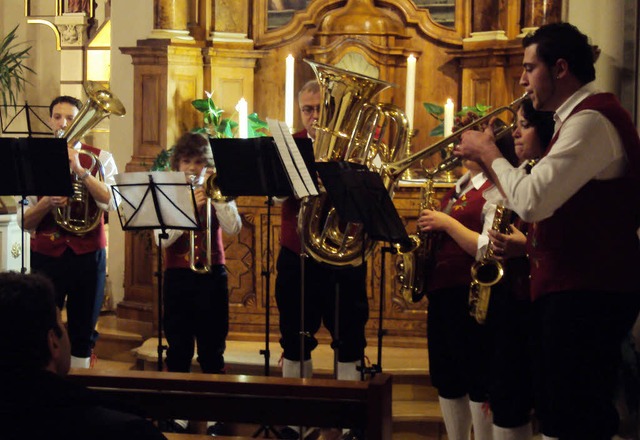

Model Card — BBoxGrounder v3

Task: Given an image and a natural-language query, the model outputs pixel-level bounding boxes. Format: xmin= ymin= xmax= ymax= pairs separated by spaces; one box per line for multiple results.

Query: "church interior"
xmin=1 ymin=0 xmax=639 ymax=439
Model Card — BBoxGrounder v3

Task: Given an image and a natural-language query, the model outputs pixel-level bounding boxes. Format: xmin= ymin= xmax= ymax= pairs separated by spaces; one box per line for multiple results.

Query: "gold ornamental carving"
xmin=11 ymin=243 xmax=21 ymax=259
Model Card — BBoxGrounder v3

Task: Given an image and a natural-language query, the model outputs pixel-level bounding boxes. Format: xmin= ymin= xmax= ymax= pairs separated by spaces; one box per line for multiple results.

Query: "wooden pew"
xmin=68 ymin=369 xmax=392 ymax=440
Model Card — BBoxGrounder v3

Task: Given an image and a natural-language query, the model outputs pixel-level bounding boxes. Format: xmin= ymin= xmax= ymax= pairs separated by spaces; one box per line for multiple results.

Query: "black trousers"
xmin=426 ymin=286 xmax=490 ymax=402
xmin=31 ymin=248 xmax=106 ymax=358
xmin=162 ymin=266 xmax=229 ymax=374
xmin=531 ymin=290 xmax=640 ymax=440
xmin=275 ymin=247 xmax=369 ymax=362
xmin=486 ymin=286 xmax=533 ymax=428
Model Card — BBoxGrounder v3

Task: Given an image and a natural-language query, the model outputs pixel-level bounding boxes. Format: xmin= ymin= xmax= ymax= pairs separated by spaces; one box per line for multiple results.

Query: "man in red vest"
xmin=456 ymin=22 xmax=640 ymax=440
xmin=275 ymin=80 xmax=369 ymax=440
xmin=18 ymin=95 xmax=118 ymax=369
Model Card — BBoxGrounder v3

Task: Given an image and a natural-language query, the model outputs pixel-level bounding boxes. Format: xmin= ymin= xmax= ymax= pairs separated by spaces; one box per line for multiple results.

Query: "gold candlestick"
xmin=401 ymin=129 xmax=415 ymax=180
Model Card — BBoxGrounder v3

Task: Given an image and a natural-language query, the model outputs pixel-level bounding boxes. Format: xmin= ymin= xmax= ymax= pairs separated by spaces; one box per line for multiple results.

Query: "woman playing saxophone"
xmin=479 ymin=98 xmax=555 ymax=440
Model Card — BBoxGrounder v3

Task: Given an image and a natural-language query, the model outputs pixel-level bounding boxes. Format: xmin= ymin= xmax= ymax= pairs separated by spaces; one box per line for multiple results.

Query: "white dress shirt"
xmin=491 ymin=83 xmax=626 ymax=223
xmin=449 ymin=171 xmax=496 ymax=261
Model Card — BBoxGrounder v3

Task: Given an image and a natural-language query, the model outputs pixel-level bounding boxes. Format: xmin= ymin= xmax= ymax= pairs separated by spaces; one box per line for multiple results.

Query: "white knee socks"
xmin=438 ymin=396 xmax=472 ymax=440
xmin=70 ymin=355 xmax=91 ymax=369
xmin=469 ymin=400 xmax=493 ymax=440
xmin=282 ymin=358 xmax=313 ymax=379
xmin=336 ymin=361 xmax=362 ymax=381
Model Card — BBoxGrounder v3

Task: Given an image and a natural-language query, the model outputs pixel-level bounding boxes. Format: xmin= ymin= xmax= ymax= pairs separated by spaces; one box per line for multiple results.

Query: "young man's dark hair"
xmin=48 ymin=95 xmax=82 ymax=117
xmin=522 ymin=22 xmax=596 ymax=85
xmin=0 ymin=272 xmax=61 ymax=371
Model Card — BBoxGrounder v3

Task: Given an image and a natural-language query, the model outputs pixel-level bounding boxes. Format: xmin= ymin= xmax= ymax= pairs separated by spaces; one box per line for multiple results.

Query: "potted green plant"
xmin=151 ymin=91 xmax=270 ymax=171
xmin=0 ymin=25 xmax=34 ymax=111
xmin=423 ymin=101 xmax=492 ymax=136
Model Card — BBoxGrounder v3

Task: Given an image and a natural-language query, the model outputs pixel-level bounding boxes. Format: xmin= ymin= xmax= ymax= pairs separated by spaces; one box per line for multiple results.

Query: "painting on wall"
xmin=267 ymin=0 xmax=310 ymax=29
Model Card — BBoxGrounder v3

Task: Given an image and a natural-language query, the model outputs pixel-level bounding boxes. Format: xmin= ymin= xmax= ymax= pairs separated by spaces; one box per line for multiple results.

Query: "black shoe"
xmin=278 ymin=426 xmax=300 ymax=439
xmin=206 ymin=422 xmax=229 ymax=436
xmin=157 ymin=419 xmax=188 ymax=433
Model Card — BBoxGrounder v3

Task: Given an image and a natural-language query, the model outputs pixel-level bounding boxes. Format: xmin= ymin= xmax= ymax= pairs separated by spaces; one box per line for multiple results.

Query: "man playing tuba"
xmin=17 ymin=95 xmax=118 ymax=369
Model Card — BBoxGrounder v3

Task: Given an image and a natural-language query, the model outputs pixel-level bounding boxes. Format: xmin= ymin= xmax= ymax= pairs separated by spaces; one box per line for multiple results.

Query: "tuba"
xmin=54 ymin=81 xmax=126 ymax=235
xmin=299 ymin=58 xmax=527 ymax=267
xmin=468 ymin=204 xmax=513 ymax=324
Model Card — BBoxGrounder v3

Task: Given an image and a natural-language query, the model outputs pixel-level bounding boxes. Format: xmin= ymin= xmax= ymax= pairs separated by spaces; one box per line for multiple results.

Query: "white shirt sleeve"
xmin=153 ymin=229 xmax=185 ymax=248
xmin=213 ymin=200 xmax=242 ymax=236
xmin=15 ymin=196 xmax=38 ymax=233
xmin=97 ymin=149 xmax=119 ymax=212
xmin=492 ymin=109 xmax=626 ymax=223
xmin=477 ymin=201 xmax=496 ymax=261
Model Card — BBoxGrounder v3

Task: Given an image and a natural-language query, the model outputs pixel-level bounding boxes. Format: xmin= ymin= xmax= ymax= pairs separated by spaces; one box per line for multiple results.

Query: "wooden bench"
xmin=68 ymin=369 xmax=393 ymax=440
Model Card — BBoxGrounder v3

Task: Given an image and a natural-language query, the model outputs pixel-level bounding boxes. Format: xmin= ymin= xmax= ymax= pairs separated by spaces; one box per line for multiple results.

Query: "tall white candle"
xmin=444 ymin=98 xmax=454 ymax=137
xmin=285 ymin=54 xmax=295 ymax=132
xmin=236 ymin=98 xmax=248 ymax=138
xmin=405 ymin=55 xmax=417 ymax=131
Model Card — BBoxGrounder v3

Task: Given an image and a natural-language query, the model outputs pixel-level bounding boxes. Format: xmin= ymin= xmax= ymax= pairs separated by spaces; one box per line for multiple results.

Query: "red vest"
xmin=31 ymin=144 xmax=106 ymax=256
xmin=164 ymin=204 xmax=225 ymax=269
xmin=280 ymin=197 xmax=302 ymax=254
xmin=427 ymin=179 xmax=493 ymax=292
xmin=526 ymin=93 xmax=640 ymax=300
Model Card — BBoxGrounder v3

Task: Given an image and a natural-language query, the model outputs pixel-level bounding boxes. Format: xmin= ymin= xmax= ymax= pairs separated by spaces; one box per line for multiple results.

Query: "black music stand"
xmin=211 ymin=136 xmax=316 ymax=440
xmin=0 ymin=137 xmax=72 ymax=273
xmin=315 ymin=162 xmax=411 ymax=376
xmin=0 ymin=102 xmax=52 ymax=136
xmin=111 ymin=171 xmax=200 ymax=372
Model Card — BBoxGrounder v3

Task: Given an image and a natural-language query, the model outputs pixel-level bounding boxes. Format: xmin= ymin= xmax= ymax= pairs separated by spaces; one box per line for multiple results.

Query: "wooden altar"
xmin=117 ymin=0 xmax=561 ymax=342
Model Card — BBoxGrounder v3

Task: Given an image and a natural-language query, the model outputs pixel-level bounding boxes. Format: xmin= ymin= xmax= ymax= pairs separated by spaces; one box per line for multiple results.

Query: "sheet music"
xmin=113 ymin=171 xmax=199 ymax=229
xmin=267 ymin=118 xmax=318 ymax=198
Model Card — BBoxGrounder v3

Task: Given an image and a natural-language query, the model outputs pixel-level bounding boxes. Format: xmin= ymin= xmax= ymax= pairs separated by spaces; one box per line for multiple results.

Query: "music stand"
xmin=0 ymin=137 xmax=72 ymax=273
xmin=111 ymin=171 xmax=200 ymax=371
xmin=0 ymin=103 xmax=53 ymax=136
xmin=211 ymin=135 xmax=316 ymax=440
xmin=315 ymin=162 xmax=411 ymax=375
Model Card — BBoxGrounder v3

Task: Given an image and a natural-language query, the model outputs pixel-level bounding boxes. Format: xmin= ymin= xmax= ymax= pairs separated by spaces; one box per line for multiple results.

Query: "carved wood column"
xmin=118 ymin=39 xmax=204 ymax=326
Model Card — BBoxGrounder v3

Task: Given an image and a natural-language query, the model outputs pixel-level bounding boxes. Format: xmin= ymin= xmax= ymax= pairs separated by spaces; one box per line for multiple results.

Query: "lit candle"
xmin=236 ymin=98 xmax=248 ymax=138
xmin=444 ymin=98 xmax=454 ymax=137
xmin=405 ymin=55 xmax=416 ymax=130
xmin=285 ymin=54 xmax=295 ymax=132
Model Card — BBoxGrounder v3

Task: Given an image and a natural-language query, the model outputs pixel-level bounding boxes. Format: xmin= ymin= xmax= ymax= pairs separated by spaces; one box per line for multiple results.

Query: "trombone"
xmin=188 ymin=168 xmax=234 ymax=274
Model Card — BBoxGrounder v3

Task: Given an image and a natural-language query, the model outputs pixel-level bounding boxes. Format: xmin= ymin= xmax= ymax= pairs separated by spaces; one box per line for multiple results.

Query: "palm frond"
xmin=0 ymin=25 xmax=34 ymax=111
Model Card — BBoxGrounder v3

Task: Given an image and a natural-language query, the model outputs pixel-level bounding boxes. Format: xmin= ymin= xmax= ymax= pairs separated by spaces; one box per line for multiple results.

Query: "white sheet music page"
xmin=267 ymin=118 xmax=318 ymax=198
xmin=277 ymin=121 xmax=318 ymax=196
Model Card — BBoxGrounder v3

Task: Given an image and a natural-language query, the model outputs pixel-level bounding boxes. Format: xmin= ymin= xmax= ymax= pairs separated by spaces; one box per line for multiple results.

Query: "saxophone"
xmin=468 ymin=204 xmax=513 ymax=324
xmin=395 ymin=154 xmax=463 ymax=303
xmin=395 ymin=177 xmax=440 ymax=303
